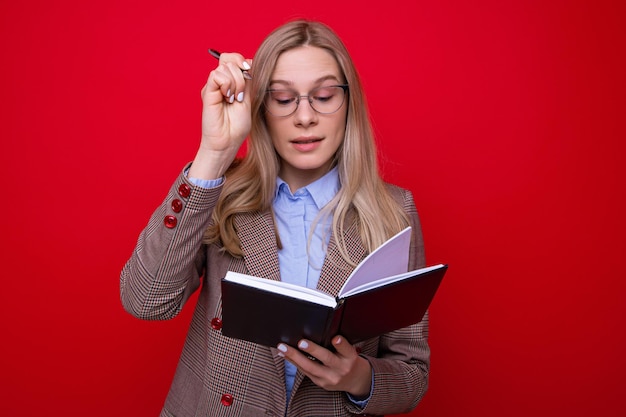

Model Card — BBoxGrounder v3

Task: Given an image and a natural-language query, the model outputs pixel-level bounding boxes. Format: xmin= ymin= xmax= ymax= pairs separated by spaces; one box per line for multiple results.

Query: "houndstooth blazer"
xmin=120 ymin=164 xmax=430 ymax=417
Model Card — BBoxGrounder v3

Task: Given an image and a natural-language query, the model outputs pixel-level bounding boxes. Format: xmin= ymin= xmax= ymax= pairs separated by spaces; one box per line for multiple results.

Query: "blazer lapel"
xmin=232 ymin=210 xmax=288 ymax=394
xmin=233 ymin=210 xmax=281 ymax=282
xmin=316 ymin=214 xmax=367 ymax=297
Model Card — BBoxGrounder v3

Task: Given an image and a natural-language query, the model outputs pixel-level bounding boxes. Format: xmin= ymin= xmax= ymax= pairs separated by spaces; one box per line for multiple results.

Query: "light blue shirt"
xmin=187 ymin=167 xmax=371 ymax=409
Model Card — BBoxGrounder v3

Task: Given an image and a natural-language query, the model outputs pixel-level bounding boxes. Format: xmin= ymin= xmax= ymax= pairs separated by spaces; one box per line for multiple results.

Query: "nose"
xmin=293 ymin=97 xmax=318 ymax=127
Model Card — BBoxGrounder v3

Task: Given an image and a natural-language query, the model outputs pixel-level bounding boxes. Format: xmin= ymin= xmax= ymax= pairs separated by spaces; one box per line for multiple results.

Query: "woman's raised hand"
xmin=189 ymin=52 xmax=253 ymax=180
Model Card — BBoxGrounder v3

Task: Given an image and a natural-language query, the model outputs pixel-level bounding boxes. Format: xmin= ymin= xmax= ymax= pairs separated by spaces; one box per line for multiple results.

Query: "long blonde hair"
xmin=206 ymin=19 xmax=409 ymax=265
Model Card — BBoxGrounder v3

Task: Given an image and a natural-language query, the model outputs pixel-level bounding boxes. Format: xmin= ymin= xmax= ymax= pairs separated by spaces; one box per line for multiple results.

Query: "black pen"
xmin=209 ymin=48 xmax=252 ymax=80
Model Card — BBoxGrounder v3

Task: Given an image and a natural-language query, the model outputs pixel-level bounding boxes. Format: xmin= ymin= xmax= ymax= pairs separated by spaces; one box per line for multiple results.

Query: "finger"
xmin=295 ymin=339 xmax=334 ymax=366
xmin=330 ymin=335 xmax=357 ymax=359
xmin=233 ymin=56 xmax=252 ymax=79
xmin=206 ymin=66 xmax=237 ymax=104
xmin=222 ymin=62 xmax=248 ymax=102
xmin=277 ymin=342 xmax=323 ymax=372
xmin=217 ymin=52 xmax=250 ymax=70
xmin=242 ymin=59 xmax=253 ymax=80
xmin=216 ymin=52 xmax=252 ymax=80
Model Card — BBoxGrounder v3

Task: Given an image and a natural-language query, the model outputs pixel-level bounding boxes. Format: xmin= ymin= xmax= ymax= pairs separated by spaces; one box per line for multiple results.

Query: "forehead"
xmin=270 ymin=46 xmax=342 ymax=88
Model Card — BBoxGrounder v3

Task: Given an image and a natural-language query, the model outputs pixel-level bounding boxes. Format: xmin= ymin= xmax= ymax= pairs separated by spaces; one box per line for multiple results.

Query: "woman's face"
xmin=265 ymin=46 xmax=348 ymax=191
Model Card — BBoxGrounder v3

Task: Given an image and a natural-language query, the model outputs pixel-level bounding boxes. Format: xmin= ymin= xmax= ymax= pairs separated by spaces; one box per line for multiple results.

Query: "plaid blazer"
xmin=120 ymin=165 xmax=430 ymax=417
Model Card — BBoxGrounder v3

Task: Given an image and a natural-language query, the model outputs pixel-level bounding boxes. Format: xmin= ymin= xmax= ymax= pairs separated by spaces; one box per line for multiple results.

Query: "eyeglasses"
xmin=264 ymin=84 xmax=349 ymax=117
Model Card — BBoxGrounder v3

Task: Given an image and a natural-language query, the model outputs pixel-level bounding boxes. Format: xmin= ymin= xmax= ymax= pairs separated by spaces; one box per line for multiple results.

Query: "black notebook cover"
xmin=220 ymin=264 xmax=447 ymax=348
xmin=338 ymin=264 xmax=447 ymax=344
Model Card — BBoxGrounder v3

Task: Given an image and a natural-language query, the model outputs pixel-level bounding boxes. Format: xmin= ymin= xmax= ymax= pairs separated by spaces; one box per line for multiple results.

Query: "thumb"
xmin=332 ymin=335 xmax=357 ymax=357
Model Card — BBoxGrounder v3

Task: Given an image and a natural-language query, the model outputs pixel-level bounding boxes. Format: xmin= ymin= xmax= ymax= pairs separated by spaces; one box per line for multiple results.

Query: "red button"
xmin=220 ymin=393 xmax=234 ymax=406
xmin=178 ymin=184 xmax=191 ymax=198
xmin=171 ymin=199 xmax=183 ymax=213
xmin=210 ymin=317 xmax=222 ymax=330
xmin=164 ymin=215 xmax=177 ymax=228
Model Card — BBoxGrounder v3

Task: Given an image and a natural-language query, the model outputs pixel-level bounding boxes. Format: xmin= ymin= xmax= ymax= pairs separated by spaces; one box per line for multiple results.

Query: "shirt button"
xmin=210 ymin=317 xmax=222 ymax=330
xmin=178 ymin=183 xmax=191 ymax=198
xmin=164 ymin=215 xmax=177 ymax=229
xmin=171 ymin=199 xmax=183 ymax=213
xmin=220 ymin=393 xmax=234 ymax=406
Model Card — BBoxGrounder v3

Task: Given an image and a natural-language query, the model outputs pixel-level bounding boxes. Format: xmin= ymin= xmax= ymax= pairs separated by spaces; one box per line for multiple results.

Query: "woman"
xmin=121 ymin=19 xmax=429 ymax=417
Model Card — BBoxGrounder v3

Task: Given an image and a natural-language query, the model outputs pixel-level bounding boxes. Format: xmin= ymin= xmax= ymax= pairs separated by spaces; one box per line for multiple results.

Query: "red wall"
xmin=2 ymin=1 xmax=624 ymax=416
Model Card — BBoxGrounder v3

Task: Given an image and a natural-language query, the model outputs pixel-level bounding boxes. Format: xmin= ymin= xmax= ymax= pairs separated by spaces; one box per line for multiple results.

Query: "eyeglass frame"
xmin=263 ymin=84 xmax=349 ymax=117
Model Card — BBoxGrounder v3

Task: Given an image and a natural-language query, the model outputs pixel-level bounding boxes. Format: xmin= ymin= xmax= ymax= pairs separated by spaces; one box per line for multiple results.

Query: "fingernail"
xmin=229 ymin=94 xmax=235 ymax=103
xmin=226 ymin=89 xmax=231 ymax=97
xmin=237 ymin=91 xmax=244 ymax=102
xmin=277 ymin=344 xmax=287 ymax=353
xmin=243 ymin=71 xmax=253 ymax=80
xmin=242 ymin=61 xmax=251 ymax=70
xmin=298 ymin=340 xmax=309 ymax=349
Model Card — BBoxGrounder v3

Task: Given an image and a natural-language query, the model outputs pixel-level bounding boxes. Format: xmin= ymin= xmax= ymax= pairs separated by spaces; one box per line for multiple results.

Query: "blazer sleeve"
xmin=347 ymin=187 xmax=431 ymax=415
xmin=120 ymin=164 xmax=222 ymax=320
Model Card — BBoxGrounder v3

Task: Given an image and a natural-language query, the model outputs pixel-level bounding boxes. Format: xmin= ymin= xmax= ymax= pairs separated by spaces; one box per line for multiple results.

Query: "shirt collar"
xmin=275 ymin=166 xmax=340 ymax=210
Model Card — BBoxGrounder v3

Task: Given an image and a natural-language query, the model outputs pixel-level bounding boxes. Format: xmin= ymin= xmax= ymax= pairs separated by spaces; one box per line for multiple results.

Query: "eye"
xmin=269 ymin=90 xmax=296 ymax=106
xmin=312 ymin=87 xmax=337 ymax=103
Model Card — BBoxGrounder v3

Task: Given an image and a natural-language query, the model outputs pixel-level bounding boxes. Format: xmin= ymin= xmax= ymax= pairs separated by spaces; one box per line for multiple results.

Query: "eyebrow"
xmin=268 ymin=75 xmax=341 ymax=88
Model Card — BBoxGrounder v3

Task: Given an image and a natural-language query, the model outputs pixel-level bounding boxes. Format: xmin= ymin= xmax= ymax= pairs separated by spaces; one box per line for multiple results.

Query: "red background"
xmin=2 ymin=1 xmax=625 ymax=416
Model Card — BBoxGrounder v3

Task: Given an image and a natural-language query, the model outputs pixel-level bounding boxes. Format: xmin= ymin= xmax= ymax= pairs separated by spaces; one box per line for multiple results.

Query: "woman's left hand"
xmin=277 ymin=335 xmax=372 ymax=398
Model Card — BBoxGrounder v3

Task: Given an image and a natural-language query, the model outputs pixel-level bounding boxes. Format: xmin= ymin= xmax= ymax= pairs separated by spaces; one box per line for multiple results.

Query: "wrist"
xmin=347 ymin=357 xmax=373 ymax=399
xmin=188 ymin=146 xmax=236 ymax=180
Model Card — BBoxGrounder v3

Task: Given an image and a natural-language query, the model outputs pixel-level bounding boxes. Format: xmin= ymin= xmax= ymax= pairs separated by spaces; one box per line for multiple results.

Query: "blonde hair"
xmin=206 ymin=19 xmax=409 ymax=265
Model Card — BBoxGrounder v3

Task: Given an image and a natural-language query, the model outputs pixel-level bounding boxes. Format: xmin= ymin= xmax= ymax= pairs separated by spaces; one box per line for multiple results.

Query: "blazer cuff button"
xmin=164 ymin=215 xmax=177 ymax=229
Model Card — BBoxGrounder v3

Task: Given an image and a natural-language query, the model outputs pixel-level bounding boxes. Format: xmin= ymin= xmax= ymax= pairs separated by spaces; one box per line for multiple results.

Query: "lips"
xmin=290 ymin=136 xmax=323 ymax=152
xmin=291 ymin=136 xmax=322 ymax=144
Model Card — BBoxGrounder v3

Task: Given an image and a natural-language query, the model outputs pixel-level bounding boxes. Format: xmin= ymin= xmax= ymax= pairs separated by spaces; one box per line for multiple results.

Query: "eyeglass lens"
xmin=265 ymin=85 xmax=347 ymax=117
